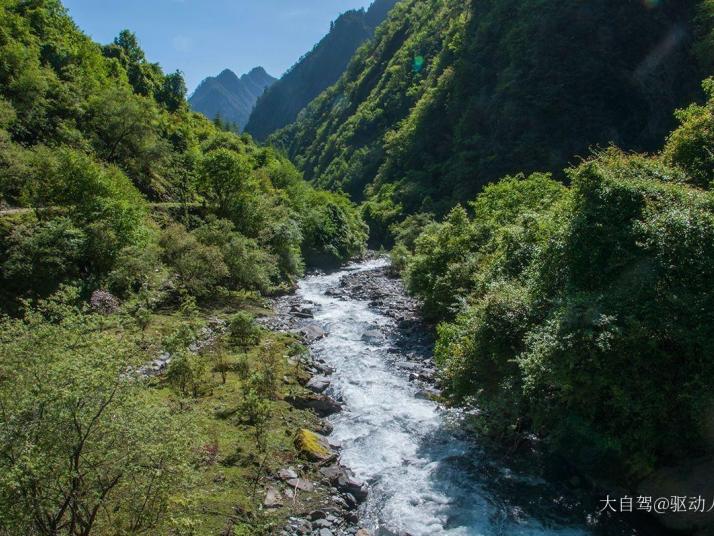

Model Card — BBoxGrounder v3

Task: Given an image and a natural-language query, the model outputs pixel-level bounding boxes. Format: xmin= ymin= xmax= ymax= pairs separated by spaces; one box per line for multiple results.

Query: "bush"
xmin=228 ymin=312 xmax=261 ymax=351
xmin=295 ymin=189 xmax=368 ymax=267
xmin=663 ymin=77 xmax=714 ymax=190
xmin=166 ymin=351 xmax=208 ymax=398
xmin=193 ymin=217 xmax=282 ymax=293
xmin=410 ymin=155 xmax=714 ymax=480
xmin=160 ymin=224 xmax=228 ymax=298
xmin=107 ymin=242 xmax=166 ymax=297
xmin=1 ymin=217 xmax=87 ymax=298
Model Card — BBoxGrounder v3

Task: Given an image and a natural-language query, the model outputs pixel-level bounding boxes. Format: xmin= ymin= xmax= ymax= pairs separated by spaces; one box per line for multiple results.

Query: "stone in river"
xmin=362 ymin=329 xmax=383 ymax=344
xmin=285 ymin=394 xmax=342 ymax=417
xmin=300 ymin=323 xmax=326 ymax=342
xmin=341 ymin=474 xmax=368 ymax=502
xmin=306 ymin=376 xmax=330 ymax=393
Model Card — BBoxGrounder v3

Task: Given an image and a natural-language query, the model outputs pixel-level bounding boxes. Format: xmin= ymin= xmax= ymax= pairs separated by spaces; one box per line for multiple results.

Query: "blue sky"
xmin=62 ymin=0 xmax=374 ymax=93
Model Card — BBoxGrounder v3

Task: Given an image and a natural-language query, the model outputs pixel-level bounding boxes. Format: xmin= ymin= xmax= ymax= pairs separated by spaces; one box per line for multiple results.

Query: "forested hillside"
xmin=273 ymin=0 xmax=712 ymax=243
xmin=189 ymin=67 xmax=276 ymax=131
xmin=0 ymin=0 xmax=367 ymax=309
xmin=244 ymin=0 xmax=397 ymax=141
xmin=0 ymin=2 xmax=367 ymax=533
xmin=392 ymin=83 xmax=714 ymax=492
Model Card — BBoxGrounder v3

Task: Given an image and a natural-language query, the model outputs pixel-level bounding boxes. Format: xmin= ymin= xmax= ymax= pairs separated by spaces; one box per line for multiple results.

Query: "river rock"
xmin=294 ymin=429 xmax=335 ymax=461
xmin=313 ymin=360 xmax=335 ymax=375
xmin=318 ymin=529 xmax=333 ymax=536
xmin=300 ymin=323 xmax=326 ymax=342
xmin=319 ymin=464 xmax=343 ymax=482
xmin=286 ymin=394 xmax=342 ymax=417
xmin=362 ymin=329 xmax=383 ymax=344
xmin=344 ymin=493 xmax=359 ymax=510
xmin=286 ymin=518 xmax=312 ymax=535
xmin=308 ymin=509 xmax=328 ymax=521
xmin=321 ymin=464 xmax=369 ymax=502
xmin=264 ymin=486 xmax=283 ymax=508
xmin=306 ymin=376 xmax=331 ymax=393
xmin=356 ymin=530 xmax=371 ymax=536
xmin=337 ymin=472 xmax=368 ymax=502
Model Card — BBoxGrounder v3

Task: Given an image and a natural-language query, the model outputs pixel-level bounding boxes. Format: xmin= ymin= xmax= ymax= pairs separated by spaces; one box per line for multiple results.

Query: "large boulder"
xmin=306 ymin=376 xmax=331 ymax=393
xmin=286 ymin=394 xmax=342 ymax=417
xmin=299 ymin=323 xmax=327 ymax=342
xmin=319 ymin=464 xmax=369 ymax=503
xmin=294 ymin=429 xmax=335 ymax=462
xmin=286 ymin=478 xmax=315 ymax=492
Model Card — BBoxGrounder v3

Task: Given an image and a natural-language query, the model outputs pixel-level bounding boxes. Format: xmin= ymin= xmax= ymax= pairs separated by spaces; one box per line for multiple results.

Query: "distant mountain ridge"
xmin=244 ymin=0 xmax=398 ymax=141
xmin=189 ymin=67 xmax=276 ymax=130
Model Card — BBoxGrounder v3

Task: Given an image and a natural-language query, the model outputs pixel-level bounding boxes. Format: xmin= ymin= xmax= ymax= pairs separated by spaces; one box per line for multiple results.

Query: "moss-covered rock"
xmin=294 ymin=429 xmax=334 ymax=461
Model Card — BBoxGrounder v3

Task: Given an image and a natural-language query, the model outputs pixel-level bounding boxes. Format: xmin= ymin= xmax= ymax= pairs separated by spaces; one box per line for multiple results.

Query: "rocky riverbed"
xmin=260 ymin=257 xmax=439 ymax=536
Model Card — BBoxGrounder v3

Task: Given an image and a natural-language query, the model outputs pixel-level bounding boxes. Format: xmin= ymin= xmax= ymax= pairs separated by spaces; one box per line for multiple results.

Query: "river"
xmin=293 ymin=258 xmax=623 ymax=536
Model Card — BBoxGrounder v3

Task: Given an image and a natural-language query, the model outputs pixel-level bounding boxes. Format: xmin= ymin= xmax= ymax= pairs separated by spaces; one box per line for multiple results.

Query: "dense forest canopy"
xmin=0 ymin=0 xmax=367 ymax=313
xmin=273 ymin=0 xmax=713 ymax=244
xmin=392 ymin=80 xmax=714 ymax=484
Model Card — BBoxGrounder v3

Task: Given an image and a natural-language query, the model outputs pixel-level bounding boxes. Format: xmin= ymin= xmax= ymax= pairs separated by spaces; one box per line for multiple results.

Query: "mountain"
xmin=244 ymin=0 xmax=398 ymax=141
xmin=272 ymin=0 xmax=710 ymax=240
xmin=189 ymin=67 xmax=276 ymax=130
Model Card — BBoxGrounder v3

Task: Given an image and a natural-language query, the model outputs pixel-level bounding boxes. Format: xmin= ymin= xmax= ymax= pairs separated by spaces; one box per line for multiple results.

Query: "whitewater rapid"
xmin=296 ymin=259 xmax=594 ymax=536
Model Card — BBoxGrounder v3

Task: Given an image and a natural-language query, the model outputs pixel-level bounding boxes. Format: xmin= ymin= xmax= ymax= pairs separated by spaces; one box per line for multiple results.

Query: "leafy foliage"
xmin=0 ymin=0 xmax=367 ymax=312
xmin=0 ymin=300 xmax=196 ymax=535
xmin=663 ymin=77 xmax=714 ymax=189
xmin=405 ymin=149 xmax=714 ymax=480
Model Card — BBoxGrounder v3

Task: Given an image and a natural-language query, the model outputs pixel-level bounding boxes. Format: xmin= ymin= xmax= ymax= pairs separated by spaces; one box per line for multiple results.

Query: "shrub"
xmin=663 ymin=77 xmax=714 ymax=189
xmin=107 ymin=242 xmax=166 ymax=297
xmin=228 ymin=312 xmax=261 ymax=351
xmin=412 ymin=155 xmax=714 ymax=479
xmin=1 ymin=217 xmax=87 ymax=298
xmin=159 ymin=224 xmax=229 ymax=298
xmin=167 ymin=351 xmax=208 ymax=398
xmin=296 ymin=189 xmax=368 ymax=267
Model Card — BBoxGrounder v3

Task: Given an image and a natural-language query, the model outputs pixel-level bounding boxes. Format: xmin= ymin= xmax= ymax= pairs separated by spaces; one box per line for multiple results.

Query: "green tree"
xmin=158 ymin=70 xmax=187 ymax=112
xmin=198 ymin=148 xmax=251 ymax=216
xmin=0 ymin=305 xmax=195 ymax=535
xmin=228 ymin=312 xmax=261 ymax=351
xmin=160 ymin=224 xmax=229 ymax=298
xmin=663 ymin=77 xmax=714 ymax=189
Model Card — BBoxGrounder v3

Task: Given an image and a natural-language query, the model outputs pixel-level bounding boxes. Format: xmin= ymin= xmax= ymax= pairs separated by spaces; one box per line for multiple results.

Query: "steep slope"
xmin=273 ymin=0 xmax=709 ymax=238
xmin=244 ymin=0 xmax=397 ymax=141
xmin=189 ymin=67 xmax=276 ymax=130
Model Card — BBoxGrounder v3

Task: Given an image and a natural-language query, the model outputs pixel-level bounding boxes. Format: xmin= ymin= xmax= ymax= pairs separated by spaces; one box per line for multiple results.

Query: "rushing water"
xmin=296 ymin=259 xmax=601 ymax=536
